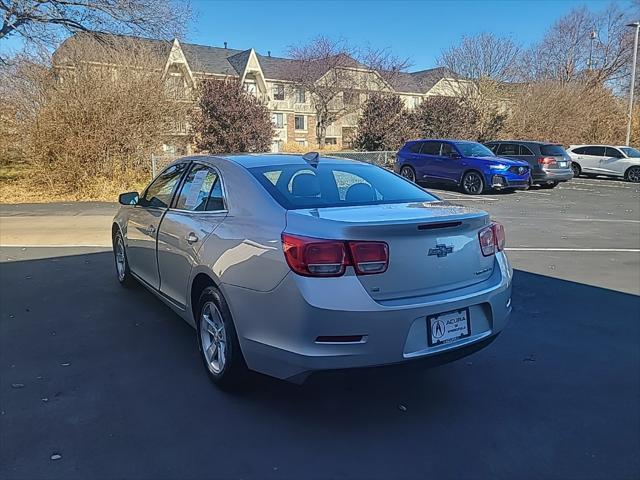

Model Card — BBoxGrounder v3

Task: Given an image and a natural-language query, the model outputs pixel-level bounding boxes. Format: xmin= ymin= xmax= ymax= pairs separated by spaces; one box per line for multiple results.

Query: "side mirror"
xmin=450 ymin=152 xmax=461 ymax=159
xmin=119 ymin=191 xmax=139 ymax=205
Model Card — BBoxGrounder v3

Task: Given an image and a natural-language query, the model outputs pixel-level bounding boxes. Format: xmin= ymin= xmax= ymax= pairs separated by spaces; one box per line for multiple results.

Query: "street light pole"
xmin=626 ymin=22 xmax=640 ymax=147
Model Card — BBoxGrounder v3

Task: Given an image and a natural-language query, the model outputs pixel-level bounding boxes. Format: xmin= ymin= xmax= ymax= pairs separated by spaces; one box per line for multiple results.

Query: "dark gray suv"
xmin=484 ymin=141 xmax=573 ymax=189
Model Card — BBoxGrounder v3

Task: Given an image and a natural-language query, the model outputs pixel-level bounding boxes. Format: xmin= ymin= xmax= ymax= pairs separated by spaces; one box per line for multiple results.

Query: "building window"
xmin=325 ymin=137 xmax=337 ymax=145
xmin=412 ymin=96 xmax=420 ymax=108
xmin=166 ymin=75 xmax=188 ymax=100
xmin=343 ymin=91 xmax=358 ymax=106
xmin=273 ymin=84 xmax=285 ymax=101
xmin=296 ymin=139 xmax=307 ymax=147
xmin=272 ymin=113 xmax=284 ymax=129
xmin=244 ymin=81 xmax=257 ymax=95
xmin=295 ymin=87 xmax=306 ymax=103
xmin=294 ymin=115 xmax=306 ymax=130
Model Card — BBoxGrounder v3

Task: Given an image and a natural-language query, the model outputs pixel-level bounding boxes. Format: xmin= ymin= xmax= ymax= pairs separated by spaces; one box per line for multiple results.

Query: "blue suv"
xmin=395 ymin=139 xmax=531 ymax=194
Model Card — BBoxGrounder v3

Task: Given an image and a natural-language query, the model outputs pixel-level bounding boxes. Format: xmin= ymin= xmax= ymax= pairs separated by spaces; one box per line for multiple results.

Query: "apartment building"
xmin=54 ymin=34 xmax=465 ymax=154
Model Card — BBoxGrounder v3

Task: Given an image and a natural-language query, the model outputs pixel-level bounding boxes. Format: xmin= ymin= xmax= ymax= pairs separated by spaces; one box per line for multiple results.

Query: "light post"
xmin=626 ymin=21 xmax=640 ymax=146
xmin=588 ymin=31 xmax=597 ymax=69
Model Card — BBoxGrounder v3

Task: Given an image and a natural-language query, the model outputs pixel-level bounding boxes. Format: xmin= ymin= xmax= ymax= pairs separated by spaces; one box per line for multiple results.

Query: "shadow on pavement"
xmin=1 ymin=251 xmax=638 ymax=479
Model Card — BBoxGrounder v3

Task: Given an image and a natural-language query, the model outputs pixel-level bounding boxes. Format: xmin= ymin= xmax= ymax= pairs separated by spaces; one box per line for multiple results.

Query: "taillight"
xmin=348 ymin=241 xmax=389 ymax=275
xmin=478 ymin=222 xmax=506 ymax=256
xmin=538 ymin=157 xmax=556 ymax=166
xmin=281 ymin=234 xmax=389 ymax=277
xmin=492 ymin=222 xmax=505 ymax=251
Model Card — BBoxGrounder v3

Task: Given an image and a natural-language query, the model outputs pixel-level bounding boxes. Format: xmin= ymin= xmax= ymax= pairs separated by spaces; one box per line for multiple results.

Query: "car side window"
xmin=440 ymin=142 xmax=453 ymax=156
xmin=486 ymin=143 xmax=498 ymax=153
xmin=139 ymin=163 xmax=188 ymax=208
xmin=605 ymin=147 xmax=623 ymax=158
xmin=572 ymin=147 xmax=587 ymax=155
xmin=584 ymin=146 xmax=606 ymax=156
xmin=519 ymin=145 xmax=534 ymax=156
xmin=421 ymin=142 xmax=441 ymax=155
xmin=408 ymin=142 xmax=423 ymax=153
xmin=497 ymin=144 xmax=518 ymax=156
xmin=174 ymin=163 xmax=223 ymax=212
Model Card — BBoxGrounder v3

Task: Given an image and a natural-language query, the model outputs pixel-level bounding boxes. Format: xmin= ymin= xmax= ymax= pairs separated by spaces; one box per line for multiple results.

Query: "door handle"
xmin=186 ymin=232 xmax=199 ymax=244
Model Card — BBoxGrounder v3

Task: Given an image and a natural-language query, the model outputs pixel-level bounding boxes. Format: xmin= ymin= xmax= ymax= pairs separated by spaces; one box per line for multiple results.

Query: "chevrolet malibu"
xmin=112 ymin=153 xmax=513 ymax=388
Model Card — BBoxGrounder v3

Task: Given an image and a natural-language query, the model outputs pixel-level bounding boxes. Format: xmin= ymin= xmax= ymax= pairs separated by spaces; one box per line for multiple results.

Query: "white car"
xmin=567 ymin=145 xmax=640 ymax=182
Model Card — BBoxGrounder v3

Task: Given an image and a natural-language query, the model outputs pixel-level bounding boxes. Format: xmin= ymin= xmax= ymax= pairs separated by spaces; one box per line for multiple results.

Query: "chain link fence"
xmin=326 ymin=151 xmax=396 ymax=168
xmin=151 ymin=151 xmax=397 ymax=178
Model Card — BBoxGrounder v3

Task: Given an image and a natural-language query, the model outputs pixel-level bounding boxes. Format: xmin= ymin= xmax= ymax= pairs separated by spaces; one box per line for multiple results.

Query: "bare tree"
xmin=525 ymin=3 xmax=634 ymax=88
xmin=0 ymin=0 xmax=191 ymax=62
xmin=438 ymin=32 xmax=521 ymax=84
xmin=286 ymin=36 xmax=409 ymax=147
xmin=504 ymin=82 xmax=626 ymax=146
xmin=4 ymin=37 xmax=191 ymax=198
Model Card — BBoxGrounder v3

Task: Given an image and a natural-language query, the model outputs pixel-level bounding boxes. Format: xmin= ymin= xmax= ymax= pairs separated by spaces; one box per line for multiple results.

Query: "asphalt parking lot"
xmin=1 ymin=177 xmax=639 ymax=479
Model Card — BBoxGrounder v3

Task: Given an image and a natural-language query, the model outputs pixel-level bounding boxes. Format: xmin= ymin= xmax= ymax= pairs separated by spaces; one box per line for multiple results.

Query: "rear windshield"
xmin=540 ymin=144 xmax=567 ymax=156
xmin=249 ymin=162 xmax=438 ymax=209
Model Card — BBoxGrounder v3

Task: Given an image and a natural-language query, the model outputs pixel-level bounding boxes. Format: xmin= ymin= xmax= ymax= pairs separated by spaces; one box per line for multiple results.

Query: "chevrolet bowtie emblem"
xmin=428 ymin=244 xmax=454 ymax=258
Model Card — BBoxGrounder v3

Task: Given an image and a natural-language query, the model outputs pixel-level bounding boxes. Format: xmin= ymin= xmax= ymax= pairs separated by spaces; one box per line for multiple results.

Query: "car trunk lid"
xmin=285 ymin=202 xmax=495 ymax=301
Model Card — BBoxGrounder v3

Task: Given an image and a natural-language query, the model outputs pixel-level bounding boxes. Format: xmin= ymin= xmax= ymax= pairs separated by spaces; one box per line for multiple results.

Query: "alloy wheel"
xmin=463 ymin=172 xmax=483 ymax=194
xmin=400 ymin=166 xmax=416 ymax=183
xmin=571 ymin=162 xmax=581 ymax=178
xmin=115 ymin=236 xmax=126 ymax=282
xmin=627 ymin=166 xmax=640 ymax=183
xmin=199 ymin=301 xmax=227 ymax=374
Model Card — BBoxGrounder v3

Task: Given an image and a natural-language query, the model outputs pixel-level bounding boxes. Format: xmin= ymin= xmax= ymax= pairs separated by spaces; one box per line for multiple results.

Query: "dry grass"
xmin=0 ymin=162 xmax=149 ymax=203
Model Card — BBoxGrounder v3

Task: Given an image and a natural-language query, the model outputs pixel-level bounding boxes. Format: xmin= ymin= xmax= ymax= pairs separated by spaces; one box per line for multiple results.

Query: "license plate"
xmin=427 ymin=308 xmax=470 ymax=347
xmin=558 ymin=161 xmax=567 ymax=168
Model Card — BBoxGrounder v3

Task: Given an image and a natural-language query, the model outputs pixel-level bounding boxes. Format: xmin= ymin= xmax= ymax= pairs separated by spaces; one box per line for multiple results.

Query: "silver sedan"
xmin=112 ymin=153 xmax=513 ymax=388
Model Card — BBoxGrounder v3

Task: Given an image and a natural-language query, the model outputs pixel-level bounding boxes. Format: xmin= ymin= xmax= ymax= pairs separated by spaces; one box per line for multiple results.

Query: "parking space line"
xmin=0 ymin=244 xmax=111 ymax=248
xmin=506 ymin=247 xmax=640 ymax=252
xmin=497 ymin=216 xmax=640 ymax=223
xmin=571 ymin=181 xmax=631 ymax=189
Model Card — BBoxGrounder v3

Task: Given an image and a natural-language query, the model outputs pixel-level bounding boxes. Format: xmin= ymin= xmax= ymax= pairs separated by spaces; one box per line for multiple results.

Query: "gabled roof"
xmin=54 ymin=33 xmax=461 ymax=95
xmin=387 ymin=67 xmax=461 ymax=94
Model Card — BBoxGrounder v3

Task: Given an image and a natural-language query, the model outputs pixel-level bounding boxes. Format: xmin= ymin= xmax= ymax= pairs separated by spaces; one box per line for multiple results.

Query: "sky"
xmin=0 ymin=0 xmax=634 ymax=69
xmin=186 ymin=0 xmax=626 ymax=70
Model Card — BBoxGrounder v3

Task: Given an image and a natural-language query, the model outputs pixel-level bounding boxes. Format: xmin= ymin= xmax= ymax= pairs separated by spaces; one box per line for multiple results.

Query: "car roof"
xmin=487 ymin=140 xmax=561 ymax=145
xmin=172 ymin=153 xmax=364 ymax=169
xmin=410 ymin=139 xmax=477 ymax=144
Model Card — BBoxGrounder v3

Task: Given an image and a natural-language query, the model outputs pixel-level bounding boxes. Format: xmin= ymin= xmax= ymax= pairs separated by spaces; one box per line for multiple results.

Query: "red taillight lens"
xmin=478 ymin=222 xmax=506 ymax=256
xmin=348 ymin=241 xmax=389 ymax=275
xmin=478 ymin=226 xmax=495 ymax=256
xmin=538 ymin=157 xmax=556 ymax=166
xmin=281 ymin=234 xmax=389 ymax=277
xmin=282 ymin=234 xmax=347 ymax=277
xmin=492 ymin=221 xmax=505 ymax=251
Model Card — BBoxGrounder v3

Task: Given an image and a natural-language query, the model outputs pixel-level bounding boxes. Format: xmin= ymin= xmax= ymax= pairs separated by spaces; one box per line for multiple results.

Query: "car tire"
xmin=461 ymin=171 xmax=484 ymax=195
xmin=540 ymin=182 xmax=559 ymax=189
xmin=571 ymin=162 xmax=581 ymax=178
xmin=196 ymin=286 xmax=248 ymax=390
xmin=113 ymin=230 xmax=136 ymax=287
xmin=400 ymin=165 xmax=416 ymax=183
xmin=625 ymin=166 xmax=640 ymax=183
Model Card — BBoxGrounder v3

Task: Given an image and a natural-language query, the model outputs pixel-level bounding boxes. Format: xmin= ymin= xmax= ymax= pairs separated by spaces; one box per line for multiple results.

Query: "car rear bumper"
xmin=532 ymin=169 xmax=573 ymax=183
xmin=223 ymin=251 xmax=513 ymax=382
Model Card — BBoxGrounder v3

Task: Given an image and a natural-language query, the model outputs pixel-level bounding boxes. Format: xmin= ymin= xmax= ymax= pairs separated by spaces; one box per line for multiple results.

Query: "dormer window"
xmin=244 ymin=81 xmax=257 ymax=96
